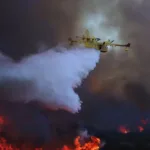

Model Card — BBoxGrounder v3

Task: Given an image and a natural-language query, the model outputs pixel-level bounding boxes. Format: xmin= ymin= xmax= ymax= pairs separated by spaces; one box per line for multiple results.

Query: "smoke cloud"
xmin=0 ymin=46 xmax=100 ymax=113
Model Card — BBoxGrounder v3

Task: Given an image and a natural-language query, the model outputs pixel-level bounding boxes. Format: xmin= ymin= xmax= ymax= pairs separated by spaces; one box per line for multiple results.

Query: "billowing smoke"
xmin=0 ymin=46 xmax=100 ymax=113
xmin=73 ymin=0 xmax=150 ymax=110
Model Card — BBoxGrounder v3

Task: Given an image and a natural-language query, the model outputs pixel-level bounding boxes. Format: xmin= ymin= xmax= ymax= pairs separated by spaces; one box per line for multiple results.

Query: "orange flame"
xmin=62 ymin=136 xmax=100 ymax=150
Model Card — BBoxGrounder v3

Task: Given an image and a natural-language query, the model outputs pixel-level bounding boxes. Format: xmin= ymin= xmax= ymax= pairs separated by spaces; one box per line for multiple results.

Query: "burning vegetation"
xmin=0 ymin=115 xmax=149 ymax=150
xmin=62 ymin=136 xmax=100 ymax=150
xmin=0 ymin=136 xmax=101 ymax=150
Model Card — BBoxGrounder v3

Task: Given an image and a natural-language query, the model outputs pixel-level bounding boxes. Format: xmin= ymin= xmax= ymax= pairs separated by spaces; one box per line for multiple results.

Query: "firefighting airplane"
xmin=68 ymin=30 xmax=131 ymax=53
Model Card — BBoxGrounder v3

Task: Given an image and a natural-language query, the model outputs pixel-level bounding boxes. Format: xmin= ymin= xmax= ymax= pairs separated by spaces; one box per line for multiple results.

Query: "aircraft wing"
xmin=111 ymin=43 xmax=131 ymax=47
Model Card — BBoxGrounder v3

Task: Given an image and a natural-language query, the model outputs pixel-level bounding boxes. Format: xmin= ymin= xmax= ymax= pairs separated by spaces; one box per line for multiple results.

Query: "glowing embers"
xmin=118 ymin=119 xmax=149 ymax=134
xmin=118 ymin=126 xmax=130 ymax=134
xmin=137 ymin=126 xmax=144 ymax=132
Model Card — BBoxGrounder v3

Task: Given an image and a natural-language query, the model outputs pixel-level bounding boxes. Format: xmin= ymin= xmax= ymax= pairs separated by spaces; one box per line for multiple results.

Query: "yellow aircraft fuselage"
xmin=68 ymin=30 xmax=130 ymax=53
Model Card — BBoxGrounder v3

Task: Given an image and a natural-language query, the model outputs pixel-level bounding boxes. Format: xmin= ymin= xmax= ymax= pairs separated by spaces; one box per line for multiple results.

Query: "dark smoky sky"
xmin=0 ymin=0 xmax=79 ymax=59
xmin=0 ymin=0 xmax=150 ymax=139
xmin=79 ymin=0 xmax=150 ymax=129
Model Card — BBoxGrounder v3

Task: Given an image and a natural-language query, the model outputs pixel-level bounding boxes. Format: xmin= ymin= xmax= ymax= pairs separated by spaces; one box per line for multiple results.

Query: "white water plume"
xmin=0 ymin=46 xmax=100 ymax=113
